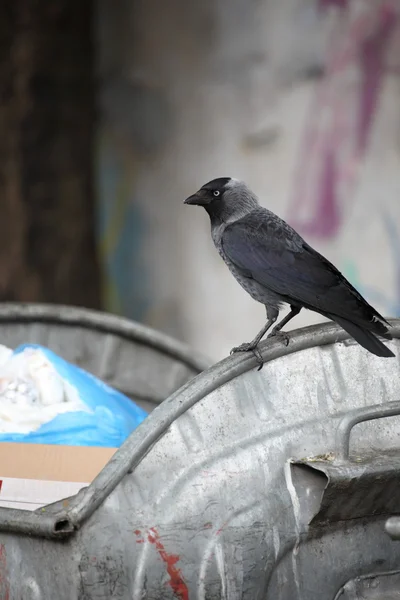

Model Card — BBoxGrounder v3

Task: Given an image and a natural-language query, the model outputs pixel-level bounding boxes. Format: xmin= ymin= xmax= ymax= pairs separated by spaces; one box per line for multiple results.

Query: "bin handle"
xmin=335 ymin=401 xmax=400 ymax=461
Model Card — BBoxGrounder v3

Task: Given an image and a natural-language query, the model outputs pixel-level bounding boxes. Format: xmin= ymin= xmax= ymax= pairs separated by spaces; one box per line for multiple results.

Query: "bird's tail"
xmin=328 ymin=314 xmax=395 ymax=358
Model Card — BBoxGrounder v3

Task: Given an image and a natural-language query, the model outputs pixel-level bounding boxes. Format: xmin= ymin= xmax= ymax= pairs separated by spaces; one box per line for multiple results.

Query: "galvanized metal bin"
xmin=0 ymin=303 xmax=209 ymax=413
xmin=0 ymin=319 xmax=399 ymax=599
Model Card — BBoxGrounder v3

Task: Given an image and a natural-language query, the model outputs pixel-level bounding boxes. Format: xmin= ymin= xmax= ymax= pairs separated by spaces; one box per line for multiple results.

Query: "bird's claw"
xmin=230 ymin=343 xmax=253 ymax=354
xmin=230 ymin=343 xmax=264 ymax=370
xmin=267 ymin=330 xmax=290 ymax=346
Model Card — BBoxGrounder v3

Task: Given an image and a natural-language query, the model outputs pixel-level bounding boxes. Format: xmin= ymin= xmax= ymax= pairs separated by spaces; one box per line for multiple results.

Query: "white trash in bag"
xmin=0 ymin=345 xmax=89 ymax=434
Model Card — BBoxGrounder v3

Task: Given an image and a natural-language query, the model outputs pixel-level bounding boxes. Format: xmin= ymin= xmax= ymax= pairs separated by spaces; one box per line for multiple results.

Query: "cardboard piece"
xmin=0 ymin=443 xmax=117 ymax=511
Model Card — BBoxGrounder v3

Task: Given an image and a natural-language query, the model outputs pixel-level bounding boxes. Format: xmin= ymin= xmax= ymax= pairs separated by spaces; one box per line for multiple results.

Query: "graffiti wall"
xmin=288 ymin=0 xmax=400 ymax=318
xmin=96 ymin=0 xmax=400 ymax=360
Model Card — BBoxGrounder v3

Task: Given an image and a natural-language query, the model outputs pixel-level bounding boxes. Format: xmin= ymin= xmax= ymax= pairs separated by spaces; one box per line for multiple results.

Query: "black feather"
xmin=328 ymin=314 xmax=395 ymax=358
xmin=222 ymin=207 xmax=394 ymax=354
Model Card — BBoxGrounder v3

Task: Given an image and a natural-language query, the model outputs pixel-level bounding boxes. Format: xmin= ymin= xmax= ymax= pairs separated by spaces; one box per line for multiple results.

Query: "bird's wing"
xmin=221 ymin=209 xmax=386 ymax=326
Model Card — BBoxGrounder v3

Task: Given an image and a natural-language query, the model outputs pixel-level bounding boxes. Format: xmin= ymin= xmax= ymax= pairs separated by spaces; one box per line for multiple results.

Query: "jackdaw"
xmin=184 ymin=177 xmax=395 ymax=368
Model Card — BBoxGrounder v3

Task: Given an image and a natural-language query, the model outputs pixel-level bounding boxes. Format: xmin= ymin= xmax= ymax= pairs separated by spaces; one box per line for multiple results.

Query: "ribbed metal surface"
xmin=0 ymin=317 xmax=399 ymax=599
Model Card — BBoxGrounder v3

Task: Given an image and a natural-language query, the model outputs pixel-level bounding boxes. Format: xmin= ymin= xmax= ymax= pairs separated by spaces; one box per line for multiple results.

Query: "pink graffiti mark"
xmin=319 ymin=0 xmax=349 ymax=8
xmin=215 ymin=521 xmax=228 ymax=536
xmin=288 ymin=2 xmax=399 ymax=240
xmin=358 ymin=4 xmax=397 ymax=154
xmin=135 ymin=527 xmax=189 ymax=600
xmin=0 ymin=545 xmax=10 ymax=600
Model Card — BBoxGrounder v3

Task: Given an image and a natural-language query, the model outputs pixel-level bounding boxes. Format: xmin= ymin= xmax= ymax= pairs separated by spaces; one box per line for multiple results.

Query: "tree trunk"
xmin=0 ymin=1 xmax=101 ymax=308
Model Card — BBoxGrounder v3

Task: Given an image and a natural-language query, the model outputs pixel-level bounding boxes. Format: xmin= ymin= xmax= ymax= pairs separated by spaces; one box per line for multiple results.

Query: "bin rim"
xmin=0 ymin=302 xmax=211 ymax=373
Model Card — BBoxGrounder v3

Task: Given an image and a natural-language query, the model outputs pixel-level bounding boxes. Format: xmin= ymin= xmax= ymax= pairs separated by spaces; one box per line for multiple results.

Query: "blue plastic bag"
xmin=0 ymin=344 xmax=147 ymax=447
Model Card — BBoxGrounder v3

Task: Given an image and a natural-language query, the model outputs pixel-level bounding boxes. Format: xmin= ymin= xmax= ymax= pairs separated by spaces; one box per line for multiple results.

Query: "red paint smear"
xmin=147 ymin=527 xmax=189 ymax=600
xmin=0 ymin=545 xmax=9 ymax=600
xmin=134 ymin=529 xmax=145 ymax=544
xmin=0 ymin=480 xmax=3 ymax=493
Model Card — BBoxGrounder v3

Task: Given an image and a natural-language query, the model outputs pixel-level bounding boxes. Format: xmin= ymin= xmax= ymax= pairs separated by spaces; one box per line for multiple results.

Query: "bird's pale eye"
xmin=213 ymin=190 xmax=220 ymax=197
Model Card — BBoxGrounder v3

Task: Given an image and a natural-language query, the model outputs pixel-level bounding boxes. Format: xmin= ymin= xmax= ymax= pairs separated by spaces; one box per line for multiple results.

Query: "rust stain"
xmin=0 ymin=544 xmax=10 ymax=600
xmin=147 ymin=527 xmax=189 ymax=600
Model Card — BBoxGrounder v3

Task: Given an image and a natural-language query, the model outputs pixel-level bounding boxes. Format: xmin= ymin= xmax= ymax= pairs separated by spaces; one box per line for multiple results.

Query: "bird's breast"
xmin=210 ymin=224 xmax=285 ymax=309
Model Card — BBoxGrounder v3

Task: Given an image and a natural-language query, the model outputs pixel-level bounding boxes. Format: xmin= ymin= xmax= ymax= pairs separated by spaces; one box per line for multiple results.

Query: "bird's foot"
xmin=230 ymin=342 xmax=255 ymax=354
xmin=267 ymin=329 xmax=290 ymax=346
xmin=230 ymin=343 xmax=264 ymax=370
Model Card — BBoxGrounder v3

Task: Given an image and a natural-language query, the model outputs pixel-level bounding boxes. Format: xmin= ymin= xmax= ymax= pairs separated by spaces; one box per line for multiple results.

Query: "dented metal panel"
xmin=0 ymin=318 xmax=399 ymax=598
xmin=292 ymin=457 xmax=400 ymax=525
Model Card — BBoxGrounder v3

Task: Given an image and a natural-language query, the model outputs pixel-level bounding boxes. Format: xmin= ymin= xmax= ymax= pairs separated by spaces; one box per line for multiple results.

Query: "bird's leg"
xmin=267 ymin=306 xmax=301 ymax=345
xmin=230 ymin=308 xmax=278 ymax=370
xmin=230 ymin=318 xmax=277 ymax=355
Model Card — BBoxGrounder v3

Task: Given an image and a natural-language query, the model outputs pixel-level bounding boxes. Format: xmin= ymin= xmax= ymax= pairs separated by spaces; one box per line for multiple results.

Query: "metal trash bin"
xmin=0 ymin=303 xmax=210 ymax=413
xmin=0 ymin=319 xmax=399 ymax=599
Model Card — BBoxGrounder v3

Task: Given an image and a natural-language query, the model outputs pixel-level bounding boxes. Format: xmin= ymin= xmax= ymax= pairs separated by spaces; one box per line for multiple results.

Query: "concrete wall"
xmin=96 ymin=0 xmax=400 ymax=361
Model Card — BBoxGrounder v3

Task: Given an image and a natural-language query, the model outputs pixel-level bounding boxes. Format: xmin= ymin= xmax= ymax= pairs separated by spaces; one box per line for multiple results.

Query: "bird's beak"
xmin=184 ymin=189 xmax=211 ymax=206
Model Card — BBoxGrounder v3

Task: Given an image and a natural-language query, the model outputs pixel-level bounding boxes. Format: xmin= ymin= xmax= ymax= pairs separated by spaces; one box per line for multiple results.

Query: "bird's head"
xmin=184 ymin=177 xmax=258 ymax=223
